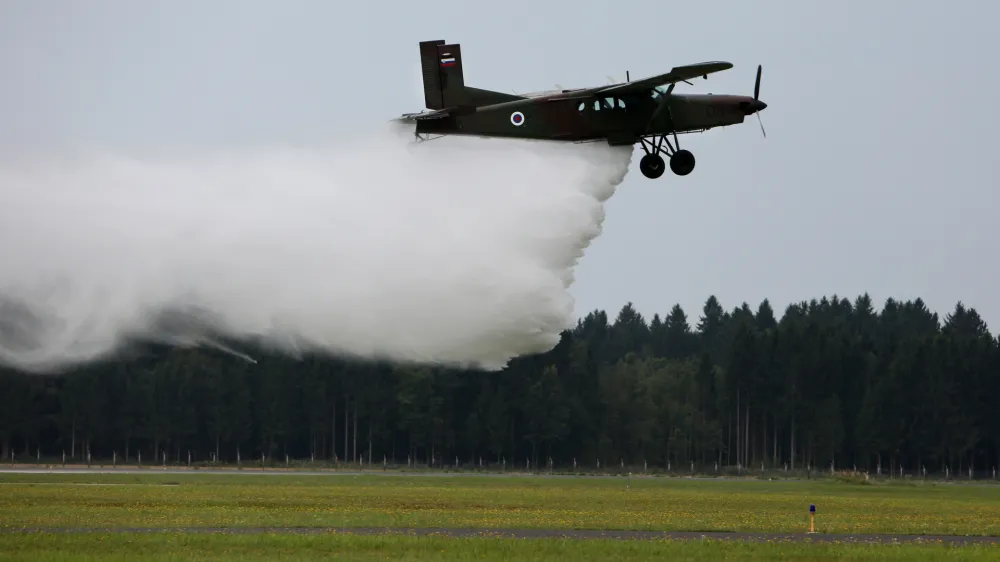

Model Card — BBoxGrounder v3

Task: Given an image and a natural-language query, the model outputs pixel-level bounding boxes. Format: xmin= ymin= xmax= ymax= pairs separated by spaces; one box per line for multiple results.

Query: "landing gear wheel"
xmin=670 ymin=150 xmax=696 ymax=176
xmin=637 ymin=131 xmax=694 ymax=180
xmin=639 ymin=154 xmax=665 ymax=179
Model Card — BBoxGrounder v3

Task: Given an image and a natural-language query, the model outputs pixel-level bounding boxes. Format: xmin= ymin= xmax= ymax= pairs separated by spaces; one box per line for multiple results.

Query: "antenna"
xmin=626 ymin=70 xmax=630 ymax=82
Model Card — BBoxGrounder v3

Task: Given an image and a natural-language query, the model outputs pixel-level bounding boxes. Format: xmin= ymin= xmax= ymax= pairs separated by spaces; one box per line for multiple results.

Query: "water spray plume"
xmin=0 ymin=124 xmax=633 ymax=373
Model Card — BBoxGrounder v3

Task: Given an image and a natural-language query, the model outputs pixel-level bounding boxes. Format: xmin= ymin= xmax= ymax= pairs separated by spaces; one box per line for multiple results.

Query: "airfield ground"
xmin=1 ymin=468 xmax=998 ymax=560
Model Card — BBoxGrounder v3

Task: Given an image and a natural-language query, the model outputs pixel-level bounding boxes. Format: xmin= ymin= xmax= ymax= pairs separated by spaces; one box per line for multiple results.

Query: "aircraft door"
xmin=578 ymin=95 xmax=638 ymax=137
xmin=594 ymin=96 xmax=618 ymax=132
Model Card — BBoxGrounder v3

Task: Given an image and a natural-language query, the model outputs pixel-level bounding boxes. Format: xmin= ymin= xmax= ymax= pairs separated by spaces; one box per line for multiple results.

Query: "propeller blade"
xmin=756 ymin=112 xmax=766 ymax=138
xmin=754 ymin=64 xmax=762 ymax=100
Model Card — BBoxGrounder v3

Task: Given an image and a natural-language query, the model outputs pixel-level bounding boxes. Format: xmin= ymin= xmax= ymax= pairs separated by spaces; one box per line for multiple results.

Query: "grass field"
xmin=2 ymin=471 xmax=998 ymax=560
xmin=2 ymin=532 xmax=998 ymax=561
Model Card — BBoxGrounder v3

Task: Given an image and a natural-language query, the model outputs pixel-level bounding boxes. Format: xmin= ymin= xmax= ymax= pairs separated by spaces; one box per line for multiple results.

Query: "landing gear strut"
xmin=638 ymin=135 xmax=695 ymax=179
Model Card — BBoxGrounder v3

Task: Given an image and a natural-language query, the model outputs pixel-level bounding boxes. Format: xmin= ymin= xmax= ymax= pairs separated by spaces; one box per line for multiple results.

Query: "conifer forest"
xmin=2 ymin=294 xmax=999 ymax=477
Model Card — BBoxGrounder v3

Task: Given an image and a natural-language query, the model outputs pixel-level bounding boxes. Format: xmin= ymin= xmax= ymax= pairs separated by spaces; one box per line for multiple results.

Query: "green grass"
xmin=2 ymin=472 xmax=999 ymax=536
xmin=0 ymin=532 xmax=996 ymax=561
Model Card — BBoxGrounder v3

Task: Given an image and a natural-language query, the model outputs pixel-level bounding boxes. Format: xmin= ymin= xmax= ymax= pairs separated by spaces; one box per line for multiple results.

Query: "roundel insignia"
xmin=510 ymin=111 xmax=525 ymax=126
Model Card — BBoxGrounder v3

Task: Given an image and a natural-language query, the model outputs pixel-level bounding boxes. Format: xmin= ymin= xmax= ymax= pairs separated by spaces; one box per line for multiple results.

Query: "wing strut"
xmin=644 ymin=84 xmax=680 ymax=151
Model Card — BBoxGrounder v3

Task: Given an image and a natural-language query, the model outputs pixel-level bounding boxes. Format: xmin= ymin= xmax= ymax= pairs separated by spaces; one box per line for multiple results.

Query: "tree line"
xmin=1 ymin=293 xmax=998 ymax=476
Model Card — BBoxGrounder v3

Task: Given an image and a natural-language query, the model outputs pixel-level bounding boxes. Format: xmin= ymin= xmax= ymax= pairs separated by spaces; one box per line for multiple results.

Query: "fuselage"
xmin=414 ymin=89 xmax=758 ymax=143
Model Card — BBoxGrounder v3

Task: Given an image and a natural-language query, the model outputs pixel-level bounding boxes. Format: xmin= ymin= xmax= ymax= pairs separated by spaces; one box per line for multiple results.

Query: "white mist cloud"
xmin=0 ymin=124 xmax=633 ymax=373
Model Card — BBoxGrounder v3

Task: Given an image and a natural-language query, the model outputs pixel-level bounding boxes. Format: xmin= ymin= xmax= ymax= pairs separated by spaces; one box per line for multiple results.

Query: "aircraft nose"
xmin=740 ymin=98 xmax=767 ymax=115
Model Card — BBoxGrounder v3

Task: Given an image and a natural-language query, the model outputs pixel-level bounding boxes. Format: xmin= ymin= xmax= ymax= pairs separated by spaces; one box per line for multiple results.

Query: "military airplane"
xmin=399 ymin=39 xmax=767 ymax=179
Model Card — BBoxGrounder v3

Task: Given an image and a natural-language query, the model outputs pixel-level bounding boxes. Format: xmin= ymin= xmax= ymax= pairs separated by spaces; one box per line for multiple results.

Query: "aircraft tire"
xmin=670 ymin=150 xmax=696 ymax=176
xmin=639 ymin=154 xmax=666 ymax=179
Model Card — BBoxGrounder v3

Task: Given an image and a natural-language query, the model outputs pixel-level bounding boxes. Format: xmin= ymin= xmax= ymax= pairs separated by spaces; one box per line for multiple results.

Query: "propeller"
xmin=607 ymin=72 xmax=630 ymax=85
xmin=746 ymin=64 xmax=766 ymax=138
xmin=754 ymin=64 xmax=761 ymax=100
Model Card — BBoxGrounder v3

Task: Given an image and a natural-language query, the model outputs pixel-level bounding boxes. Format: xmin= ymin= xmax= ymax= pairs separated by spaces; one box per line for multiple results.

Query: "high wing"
xmin=589 ymin=61 xmax=733 ymax=96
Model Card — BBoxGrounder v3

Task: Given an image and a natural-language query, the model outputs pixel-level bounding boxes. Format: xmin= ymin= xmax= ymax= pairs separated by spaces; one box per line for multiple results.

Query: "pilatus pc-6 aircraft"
xmin=399 ymin=39 xmax=767 ymax=179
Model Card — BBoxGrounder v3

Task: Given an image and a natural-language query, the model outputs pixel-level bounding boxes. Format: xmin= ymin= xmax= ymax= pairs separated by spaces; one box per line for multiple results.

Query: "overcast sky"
xmin=2 ymin=0 xmax=997 ymax=332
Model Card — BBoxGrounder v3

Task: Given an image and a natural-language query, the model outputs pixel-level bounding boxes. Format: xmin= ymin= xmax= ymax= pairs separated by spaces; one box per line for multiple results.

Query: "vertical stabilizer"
xmin=419 ymin=40 xmax=469 ymax=109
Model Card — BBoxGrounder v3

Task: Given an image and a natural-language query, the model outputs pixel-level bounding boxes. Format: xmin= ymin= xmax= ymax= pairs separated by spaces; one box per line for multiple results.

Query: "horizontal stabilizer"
xmin=398 ymin=105 xmax=475 ymax=122
xmin=399 ymin=109 xmax=451 ymax=121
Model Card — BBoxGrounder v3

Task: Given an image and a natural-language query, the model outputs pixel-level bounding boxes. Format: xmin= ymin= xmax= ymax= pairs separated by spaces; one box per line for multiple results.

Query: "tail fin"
xmin=419 ymin=40 xmax=468 ymax=109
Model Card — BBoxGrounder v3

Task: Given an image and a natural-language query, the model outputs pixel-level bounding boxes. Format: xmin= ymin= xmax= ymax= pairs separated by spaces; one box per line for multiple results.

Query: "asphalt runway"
xmin=3 ymin=526 xmax=998 ymax=545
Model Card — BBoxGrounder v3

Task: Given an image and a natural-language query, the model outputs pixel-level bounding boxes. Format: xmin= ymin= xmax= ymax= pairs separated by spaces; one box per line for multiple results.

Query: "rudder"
xmin=419 ymin=40 xmax=446 ymax=109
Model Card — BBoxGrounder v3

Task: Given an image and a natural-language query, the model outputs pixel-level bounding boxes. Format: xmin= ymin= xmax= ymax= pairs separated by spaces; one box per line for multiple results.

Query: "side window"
xmin=577 ymin=101 xmax=585 ymax=113
xmin=621 ymin=94 xmax=642 ymax=107
xmin=603 ymin=97 xmax=616 ymax=110
xmin=593 ymin=100 xmax=601 ymax=111
xmin=616 ymin=97 xmax=626 ymax=109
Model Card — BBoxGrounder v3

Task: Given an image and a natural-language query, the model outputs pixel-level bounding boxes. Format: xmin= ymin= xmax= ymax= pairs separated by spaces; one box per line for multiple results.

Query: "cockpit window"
xmin=651 ymin=86 xmax=672 ymax=98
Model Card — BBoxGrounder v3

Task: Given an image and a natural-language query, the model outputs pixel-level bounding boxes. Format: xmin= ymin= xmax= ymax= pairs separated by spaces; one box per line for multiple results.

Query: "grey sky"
xmin=2 ymin=1 xmax=998 ymax=331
